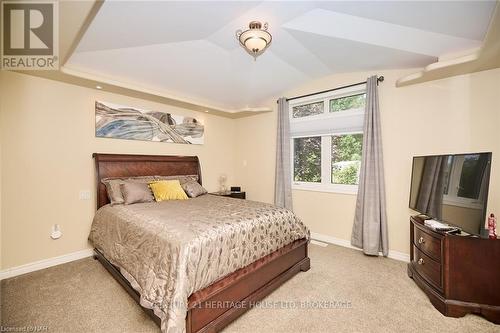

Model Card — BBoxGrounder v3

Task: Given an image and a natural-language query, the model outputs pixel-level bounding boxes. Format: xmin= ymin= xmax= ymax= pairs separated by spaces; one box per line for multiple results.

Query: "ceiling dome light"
xmin=236 ymin=21 xmax=272 ymax=60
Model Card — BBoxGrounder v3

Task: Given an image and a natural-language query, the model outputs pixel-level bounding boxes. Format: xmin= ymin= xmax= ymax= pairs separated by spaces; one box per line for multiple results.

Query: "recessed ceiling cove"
xmin=66 ymin=1 xmax=496 ymax=111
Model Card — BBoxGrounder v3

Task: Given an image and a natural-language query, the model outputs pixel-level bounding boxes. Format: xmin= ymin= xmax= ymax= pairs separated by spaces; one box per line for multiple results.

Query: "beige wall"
xmin=0 ymin=71 xmax=236 ymax=269
xmin=235 ymin=68 xmax=500 ymax=255
xmin=1 ymin=68 xmax=499 ymax=269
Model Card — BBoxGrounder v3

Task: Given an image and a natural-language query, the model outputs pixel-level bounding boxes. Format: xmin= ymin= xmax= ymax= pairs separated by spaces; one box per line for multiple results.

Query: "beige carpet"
xmin=1 ymin=244 xmax=497 ymax=333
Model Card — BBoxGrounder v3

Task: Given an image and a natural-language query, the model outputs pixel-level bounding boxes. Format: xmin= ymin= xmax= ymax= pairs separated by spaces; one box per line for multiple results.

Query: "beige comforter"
xmin=88 ymin=194 xmax=309 ymax=333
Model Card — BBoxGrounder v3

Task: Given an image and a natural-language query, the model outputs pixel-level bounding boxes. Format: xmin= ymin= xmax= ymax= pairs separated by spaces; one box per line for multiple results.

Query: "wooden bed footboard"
xmin=186 ymin=238 xmax=310 ymax=333
xmin=94 ymin=238 xmax=309 ymax=333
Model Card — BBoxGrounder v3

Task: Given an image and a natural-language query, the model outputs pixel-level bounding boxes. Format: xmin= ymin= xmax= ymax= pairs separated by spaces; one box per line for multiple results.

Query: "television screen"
xmin=409 ymin=153 xmax=492 ymax=236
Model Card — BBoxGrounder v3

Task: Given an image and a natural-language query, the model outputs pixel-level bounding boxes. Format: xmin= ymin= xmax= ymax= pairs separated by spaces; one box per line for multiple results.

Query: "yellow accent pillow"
xmin=149 ymin=180 xmax=188 ymax=201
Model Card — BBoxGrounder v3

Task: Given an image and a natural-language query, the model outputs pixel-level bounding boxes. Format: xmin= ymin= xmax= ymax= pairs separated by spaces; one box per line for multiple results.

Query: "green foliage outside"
xmin=294 ymin=137 xmax=321 ymax=182
xmin=292 ymin=101 xmax=324 ymax=118
xmin=294 ymin=134 xmax=363 ymax=185
xmin=330 ymin=94 xmax=365 ymax=112
xmin=332 ymin=163 xmax=360 ymax=185
xmin=331 ymin=134 xmax=363 ymax=185
xmin=331 ymin=134 xmax=363 ymax=162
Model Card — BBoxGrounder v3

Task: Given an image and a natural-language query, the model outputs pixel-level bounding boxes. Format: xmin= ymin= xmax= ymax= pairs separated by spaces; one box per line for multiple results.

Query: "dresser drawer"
xmin=412 ymin=245 xmax=442 ymax=291
xmin=413 ymin=225 xmax=442 ymax=262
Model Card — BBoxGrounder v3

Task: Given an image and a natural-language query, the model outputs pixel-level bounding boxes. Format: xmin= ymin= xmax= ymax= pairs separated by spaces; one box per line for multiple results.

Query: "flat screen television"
xmin=409 ymin=152 xmax=492 ymax=237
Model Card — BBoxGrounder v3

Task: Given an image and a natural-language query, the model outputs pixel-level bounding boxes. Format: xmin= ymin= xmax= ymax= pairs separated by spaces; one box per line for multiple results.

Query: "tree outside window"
xmin=331 ymin=134 xmax=363 ymax=185
xmin=330 ymin=94 xmax=365 ymax=112
xmin=293 ymin=136 xmax=321 ymax=182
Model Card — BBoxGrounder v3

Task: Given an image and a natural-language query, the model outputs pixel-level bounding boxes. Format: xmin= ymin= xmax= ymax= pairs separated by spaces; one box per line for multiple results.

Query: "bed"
xmin=90 ymin=153 xmax=310 ymax=333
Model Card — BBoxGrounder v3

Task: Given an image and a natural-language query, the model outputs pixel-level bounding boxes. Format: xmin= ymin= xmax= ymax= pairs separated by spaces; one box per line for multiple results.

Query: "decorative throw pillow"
xmin=149 ymin=180 xmax=189 ymax=201
xmin=181 ymin=180 xmax=207 ymax=198
xmin=102 ymin=176 xmax=156 ymax=205
xmin=121 ymin=182 xmax=155 ymax=204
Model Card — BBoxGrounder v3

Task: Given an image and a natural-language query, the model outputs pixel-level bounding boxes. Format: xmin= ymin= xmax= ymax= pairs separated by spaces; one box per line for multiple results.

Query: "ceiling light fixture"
xmin=96 ymin=85 xmax=103 ymax=90
xmin=236 ymin=21 xmax=272 ymax=60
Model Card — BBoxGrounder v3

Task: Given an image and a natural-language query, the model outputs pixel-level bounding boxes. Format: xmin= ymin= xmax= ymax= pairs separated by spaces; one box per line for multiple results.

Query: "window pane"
xmin=292 ymin=101 xmax=324 ymax=118
xmin=457 ymin=154 xmax=489 ymax=199
xmin=331 ymin=134 xmax=363 ymax=185
xmin=294 ymin=137 xmax=321 ymax=182
xmin=330 ymin=93 xmax=365 ymax=113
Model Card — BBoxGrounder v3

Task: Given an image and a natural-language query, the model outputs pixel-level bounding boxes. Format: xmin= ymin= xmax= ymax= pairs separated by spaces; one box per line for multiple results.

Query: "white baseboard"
xmin=0 ymin=233 xmax=409 ymax=280
xmin=310 ymin=239 xmax=328 ymax=247
xmin=310 ymin=232 xmax=410 ymax=262
xmin=0 ymin=248 xmax=94 ymax=280
xmin=386 ymin=249 xmax=411 ymax=262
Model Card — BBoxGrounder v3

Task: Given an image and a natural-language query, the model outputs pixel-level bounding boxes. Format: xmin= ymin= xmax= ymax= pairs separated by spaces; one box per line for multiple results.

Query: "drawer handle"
xmin=418 ymin=237 xmax=425 ymax=244
xmin=418 ymin=258 xmax=425 ymax=265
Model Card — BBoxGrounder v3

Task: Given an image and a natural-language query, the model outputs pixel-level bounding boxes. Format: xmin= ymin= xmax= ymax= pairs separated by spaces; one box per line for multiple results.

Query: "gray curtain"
xmin=274 ymin=97 xmax=293 ymax=210
xmin=351 ymin=76 xmax=388 ymax=256
xmin=415 ymin=156 xmax=446 ymax=220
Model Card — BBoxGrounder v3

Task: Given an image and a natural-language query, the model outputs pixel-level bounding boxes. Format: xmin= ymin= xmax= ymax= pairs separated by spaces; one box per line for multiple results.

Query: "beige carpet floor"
xmin=1 ymin=244 xmax=498 ymax=333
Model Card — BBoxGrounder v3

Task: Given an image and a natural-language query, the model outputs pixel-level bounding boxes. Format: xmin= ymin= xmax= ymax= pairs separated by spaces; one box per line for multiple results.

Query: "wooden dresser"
xmin=408 ymin=215 xmax=500 ymax=324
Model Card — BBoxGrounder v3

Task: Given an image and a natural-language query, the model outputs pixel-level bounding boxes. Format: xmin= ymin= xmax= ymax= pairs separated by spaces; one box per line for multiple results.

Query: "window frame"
xmin=289 ymin=85 xmax=366 ymax=195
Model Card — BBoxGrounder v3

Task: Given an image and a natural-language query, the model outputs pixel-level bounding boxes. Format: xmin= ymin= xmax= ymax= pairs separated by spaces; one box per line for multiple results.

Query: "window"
xmin=331 ymin=134 xmax=363 ymax=185
xmin=330 ymin=93 xmax=365 ymax=113
xmin=292 ymin=101 xmax=324 ymax=118
xmin=289 ymin=85 xmax=366 ymax=194
xmin=293 ymin=136 xmax=321 ymax=182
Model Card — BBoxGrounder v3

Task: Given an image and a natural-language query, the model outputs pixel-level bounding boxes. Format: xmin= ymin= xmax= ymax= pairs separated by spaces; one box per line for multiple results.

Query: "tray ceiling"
xmin=66 ymin=1 xmax=496 ymax=111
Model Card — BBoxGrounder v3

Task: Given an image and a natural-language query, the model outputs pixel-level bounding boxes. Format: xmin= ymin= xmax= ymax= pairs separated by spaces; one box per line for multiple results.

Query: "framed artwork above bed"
xmin=95 ymin=101 xmax=204 ymax=144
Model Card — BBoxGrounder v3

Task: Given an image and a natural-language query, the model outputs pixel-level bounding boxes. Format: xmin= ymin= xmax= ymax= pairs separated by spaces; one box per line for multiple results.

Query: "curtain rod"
xmin=278 ymin=76 xmax=384 ymax=104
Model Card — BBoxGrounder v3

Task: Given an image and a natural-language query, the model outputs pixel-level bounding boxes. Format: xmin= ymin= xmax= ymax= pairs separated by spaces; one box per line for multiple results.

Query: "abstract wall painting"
xmin=95 ymin=101 xmax=204 ymax=144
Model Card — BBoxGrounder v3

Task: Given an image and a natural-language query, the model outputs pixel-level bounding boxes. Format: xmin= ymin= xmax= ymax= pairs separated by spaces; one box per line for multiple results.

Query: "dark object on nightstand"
xmin=407 ymin=215 xmax=500 ymax=324
xmin=210 ymin=191 xmax=246 ymax=199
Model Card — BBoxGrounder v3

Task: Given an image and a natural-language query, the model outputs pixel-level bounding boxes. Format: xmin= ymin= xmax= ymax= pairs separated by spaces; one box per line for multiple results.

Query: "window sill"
xmin=292 ymin=183 xmax=358 ymax=195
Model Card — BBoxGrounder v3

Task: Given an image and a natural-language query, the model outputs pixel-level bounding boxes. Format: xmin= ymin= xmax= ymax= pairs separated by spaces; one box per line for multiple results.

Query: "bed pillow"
xmin=121 ymin=182 xmax=155 ymax=204
xmin=181 ymin=180 xmax=207 ymax=198
xmin=149 ymin=180 xmax=189 ymax=201
xmin=154 ymin=174 xmax=199 ymax=184
xmin=102 ymin=176 xmax=156 ymax=205
xmin=103 ymin=180 xmax=124 ymax=205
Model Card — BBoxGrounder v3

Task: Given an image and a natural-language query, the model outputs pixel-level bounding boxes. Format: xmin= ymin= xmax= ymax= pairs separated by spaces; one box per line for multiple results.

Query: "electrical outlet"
xmin=79 ymin=190 xmax=91 ymax=200
xmin=51 ymin=224 xmax=62 ymax=240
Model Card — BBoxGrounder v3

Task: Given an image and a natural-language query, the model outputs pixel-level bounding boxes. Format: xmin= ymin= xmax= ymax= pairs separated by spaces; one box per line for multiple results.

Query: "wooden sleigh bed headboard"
xmin=92 ymin=153 xmax=202 ymax=209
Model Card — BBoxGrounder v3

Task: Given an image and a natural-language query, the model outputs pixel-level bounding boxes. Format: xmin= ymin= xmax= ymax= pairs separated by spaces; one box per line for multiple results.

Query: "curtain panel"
xmin=275 ymin=97 xmax=293 ymax=210
xmin=351 ymin=76 xmax=389 ymax=256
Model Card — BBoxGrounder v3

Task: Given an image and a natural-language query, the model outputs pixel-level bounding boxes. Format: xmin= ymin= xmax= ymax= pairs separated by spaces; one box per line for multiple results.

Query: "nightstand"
xmin=210 ymin=191 xmax=246 ymax=199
